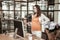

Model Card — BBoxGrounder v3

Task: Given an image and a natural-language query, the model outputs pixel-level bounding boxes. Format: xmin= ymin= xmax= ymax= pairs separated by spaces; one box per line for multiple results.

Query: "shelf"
xmin=14 ymin=0 xmax=35 ymax=2
xmin=2 ymin=8 xmax=48 ymax=11
xmin=1 ymin=18 xmax=25 ymax=22
xmin=14 ymin=1 xmax=27 ymax=2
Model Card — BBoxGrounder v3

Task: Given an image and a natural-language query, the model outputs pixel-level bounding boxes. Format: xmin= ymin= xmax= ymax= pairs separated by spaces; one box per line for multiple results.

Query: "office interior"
xmin=0 ymin=0 xmax=60 ymax=40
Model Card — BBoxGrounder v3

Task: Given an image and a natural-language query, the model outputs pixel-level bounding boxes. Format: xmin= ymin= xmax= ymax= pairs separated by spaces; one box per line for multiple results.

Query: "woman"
xmin=31 ymin=5 xmax=50 ymax=40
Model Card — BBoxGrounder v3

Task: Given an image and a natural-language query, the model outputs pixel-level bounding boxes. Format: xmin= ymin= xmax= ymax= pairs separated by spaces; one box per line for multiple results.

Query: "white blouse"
xmin=39 ymin=14 xmax=50 ymax=32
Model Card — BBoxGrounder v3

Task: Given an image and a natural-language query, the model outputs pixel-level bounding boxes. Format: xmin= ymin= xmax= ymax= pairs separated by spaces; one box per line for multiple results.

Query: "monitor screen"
xmin=14 ymin=20 xmax=24 ymax=37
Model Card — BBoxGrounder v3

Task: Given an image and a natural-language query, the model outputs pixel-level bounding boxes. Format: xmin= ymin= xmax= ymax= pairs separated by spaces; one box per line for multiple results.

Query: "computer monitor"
xmin=14 ymin=20 xmax=24 ymax=37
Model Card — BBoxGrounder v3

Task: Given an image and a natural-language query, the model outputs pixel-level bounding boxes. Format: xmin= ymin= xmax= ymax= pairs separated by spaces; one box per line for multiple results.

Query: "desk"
xmin=0 ymin=33 xmax=43 ymax=40
xmin=0 ymin=34 xmax=24 ymax=40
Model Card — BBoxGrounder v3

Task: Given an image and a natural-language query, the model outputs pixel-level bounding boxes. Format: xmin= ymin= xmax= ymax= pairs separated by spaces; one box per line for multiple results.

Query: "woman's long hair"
xmin=33 ymin=5 xmax=41 ymax=17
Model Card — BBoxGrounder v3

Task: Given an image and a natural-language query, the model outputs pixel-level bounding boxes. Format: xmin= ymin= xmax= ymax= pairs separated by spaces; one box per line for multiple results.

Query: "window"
xmin=1 ymin=0 xmax=59 ymax=34
xmin=1 ymin=1 xmax=14 ymax=33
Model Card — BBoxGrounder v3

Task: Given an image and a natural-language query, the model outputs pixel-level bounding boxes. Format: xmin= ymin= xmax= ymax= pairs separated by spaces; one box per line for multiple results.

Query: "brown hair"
xmin=33 ymin=5 xmax=41 ymax=17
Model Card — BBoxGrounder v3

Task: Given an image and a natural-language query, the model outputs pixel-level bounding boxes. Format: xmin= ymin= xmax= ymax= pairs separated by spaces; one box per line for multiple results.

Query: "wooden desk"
xmin=0 ymin=34 xmax=24 ymax=40
xmin=0 ymin=33 xmax=43 ymax=40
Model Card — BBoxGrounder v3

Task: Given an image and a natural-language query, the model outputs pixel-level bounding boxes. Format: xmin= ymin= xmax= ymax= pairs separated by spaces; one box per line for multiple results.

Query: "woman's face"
xmin=33 ymin=6 xmax=37 ymax=13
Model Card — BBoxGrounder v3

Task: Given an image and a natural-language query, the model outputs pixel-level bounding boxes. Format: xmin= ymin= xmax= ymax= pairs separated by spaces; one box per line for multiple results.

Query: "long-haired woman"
xmin=31 ymin=5 xmax=50 ymax=40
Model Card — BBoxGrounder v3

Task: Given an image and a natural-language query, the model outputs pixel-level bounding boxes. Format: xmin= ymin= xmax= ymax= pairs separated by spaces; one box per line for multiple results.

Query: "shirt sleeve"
xmin=42 ymin=14 xmax=50 ymax=25
xmin=39 ymin=14 xmax=50 ymax=27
